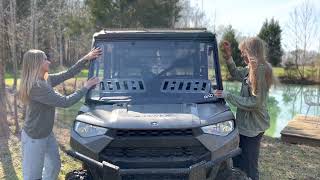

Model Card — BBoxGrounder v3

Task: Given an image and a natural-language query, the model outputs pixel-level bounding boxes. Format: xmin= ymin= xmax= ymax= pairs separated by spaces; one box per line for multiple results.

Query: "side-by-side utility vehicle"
xmin=67 ymin=29 xmax=246 ymax=180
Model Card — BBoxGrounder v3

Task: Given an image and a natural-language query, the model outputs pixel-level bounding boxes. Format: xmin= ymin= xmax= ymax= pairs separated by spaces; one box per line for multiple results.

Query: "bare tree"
xmin=30 ymin=0 xmax=38 ymax=48
xmin=286 ymin=0 xmax=318 ymax=80
xmin=58 ymin=0 xmax=65 ymax=67
xmin=9 ymin=0 xmax=20 ymax=134
xmin=175 ymin=0 xmax=192 ymax=27
xmin=317 ymin=39 xmax=320 ymax=82
xmin=0 ymin=0 xmax=9 ymax=138
xmin=56 ymin=0 xmax=69 ymax=95
xmin=175 ymin=0 xmax=212 ymax=29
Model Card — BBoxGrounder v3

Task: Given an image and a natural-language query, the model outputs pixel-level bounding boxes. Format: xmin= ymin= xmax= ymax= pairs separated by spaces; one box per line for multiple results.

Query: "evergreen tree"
xmin=85 ymin=0 xmax=181 ymax=29
xmin=219 ymin=25 xmax=245 ymax=67
xmin=258 ymin=18 xmax=283 ymax=66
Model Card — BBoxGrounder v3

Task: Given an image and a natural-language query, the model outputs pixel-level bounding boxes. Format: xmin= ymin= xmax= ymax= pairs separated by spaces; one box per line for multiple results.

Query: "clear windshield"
xmin=88 ymin=40 xmax=217 ymax=104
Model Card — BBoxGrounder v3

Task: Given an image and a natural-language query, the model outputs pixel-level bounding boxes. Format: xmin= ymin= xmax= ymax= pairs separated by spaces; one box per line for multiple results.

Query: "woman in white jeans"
xmin=19 ymin=48 xmax=101 ymax=180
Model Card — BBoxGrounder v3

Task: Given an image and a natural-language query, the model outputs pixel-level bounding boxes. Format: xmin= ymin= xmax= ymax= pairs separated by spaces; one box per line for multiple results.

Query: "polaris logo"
xmin=204 ymin=93 xmax=214 ymax=99
xmin=139 ymin=114 xmax=171 ymax=117
xmin=151 ymin=122 xmax=159 ymax=126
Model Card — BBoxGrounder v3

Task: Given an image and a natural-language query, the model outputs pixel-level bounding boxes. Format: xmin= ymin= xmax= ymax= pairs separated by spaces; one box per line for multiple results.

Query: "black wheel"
xmin=215 ymin=161 xmax=249 ymax=180
xmin=214 ymin=160 xmax=231 ymax=180
xmin=229 ymin=168 xmax=250 ymax=180
xmin=65 ymin=169 xmax=93 ymax=180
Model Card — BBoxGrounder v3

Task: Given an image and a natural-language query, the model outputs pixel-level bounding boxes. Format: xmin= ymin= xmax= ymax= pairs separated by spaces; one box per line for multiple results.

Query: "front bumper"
xmin=66 ymin=148 xmax=241 ymax=180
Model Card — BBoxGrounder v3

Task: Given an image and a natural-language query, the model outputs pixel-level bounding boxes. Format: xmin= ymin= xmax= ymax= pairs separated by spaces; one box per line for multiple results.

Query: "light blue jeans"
xmin=21 ymin=130 xmax=61 ymax=180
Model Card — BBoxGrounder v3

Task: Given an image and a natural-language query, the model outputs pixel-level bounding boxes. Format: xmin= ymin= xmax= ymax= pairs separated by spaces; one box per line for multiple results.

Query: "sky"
xmin=190 ymin=0 xmax=320 ymax=51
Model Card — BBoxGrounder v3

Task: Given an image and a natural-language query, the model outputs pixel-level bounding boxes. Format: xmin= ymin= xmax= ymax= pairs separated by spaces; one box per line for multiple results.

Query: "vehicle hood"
xmin=76 ymin=103 xmax=232 ymax=129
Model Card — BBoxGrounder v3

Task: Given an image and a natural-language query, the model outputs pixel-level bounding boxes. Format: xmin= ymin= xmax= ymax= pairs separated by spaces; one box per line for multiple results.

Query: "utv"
xmin=67 ymin=29 xmax=245 ymax=180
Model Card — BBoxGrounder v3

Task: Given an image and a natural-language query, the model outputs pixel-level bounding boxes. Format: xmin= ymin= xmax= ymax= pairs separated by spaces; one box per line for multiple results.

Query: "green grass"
xmin=77 ymin=70 xmax=88 ymax=78
xmin=4 ymin=72 xmax=18 ymax=87
xmin=4 ymin=69 xmax=88 ymax=87
xmin=4 ymin=79 xmax=20 ymax=87
xmin=5 ymin=73 xmax=14 ymax=79
xmin=273 ymin=66 xmax=318 ymax=79
xmin=2 ymin=127 xmax=320 ymax=179
xmin=260 ymin=136 xmax=320 ymax=179
xmin=220 ymin=65 xmax=319 ymax=82
xmin=273 ymin=67 xmax=285 ymax=77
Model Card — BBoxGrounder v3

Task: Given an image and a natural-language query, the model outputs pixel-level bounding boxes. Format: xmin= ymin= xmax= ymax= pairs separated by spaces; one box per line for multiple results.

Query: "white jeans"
xmin=21 ymin=130 xmax=61 ymax=180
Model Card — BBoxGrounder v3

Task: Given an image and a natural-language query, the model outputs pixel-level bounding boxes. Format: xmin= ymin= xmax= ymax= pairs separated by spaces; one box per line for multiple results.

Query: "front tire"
xmin=229 ymin=168 xmax=250 ymax=180
xmin=214 ymin=160 xmax=249 ymax=180
xmin=65 ymin=169 xmax=93 ymax=180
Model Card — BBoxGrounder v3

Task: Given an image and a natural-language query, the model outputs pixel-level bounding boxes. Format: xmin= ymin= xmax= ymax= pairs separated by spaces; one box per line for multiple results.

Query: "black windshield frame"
xmin=85 ymin=33 xmax=223 ymax=104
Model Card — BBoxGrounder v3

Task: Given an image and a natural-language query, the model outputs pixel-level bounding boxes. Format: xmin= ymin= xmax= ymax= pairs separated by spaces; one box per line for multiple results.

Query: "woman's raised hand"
xmin=84 ymin=77 xmax=100 ymax=89
xmin=83 ymin=47 xmax=102 ymax=61
xmin=221 ymin=41 xmax=232 ymax=61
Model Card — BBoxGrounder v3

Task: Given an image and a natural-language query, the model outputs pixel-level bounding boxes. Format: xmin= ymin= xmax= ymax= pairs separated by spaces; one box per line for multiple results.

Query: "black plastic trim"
xmin=66 ymin=147 xmax=241 ymax=175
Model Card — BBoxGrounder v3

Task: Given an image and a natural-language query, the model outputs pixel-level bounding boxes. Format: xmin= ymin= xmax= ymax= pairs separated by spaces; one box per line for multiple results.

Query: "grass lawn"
xmin=273 ymin=67 xmax=285 ymax=77
xmin=4 ymin=70 xmax=88 ymax=87
xmin=5 ymin=73 xmax=14 ymax=79
xmin=4 ymin=79 xmax=20 ymax=87
xmin=2 ymin=123 xmax=320 ymax=180
xmin=219 ymin=65 xmax=319 ymax=83
xmin=273 ymin=66 xmax=318 ymax=79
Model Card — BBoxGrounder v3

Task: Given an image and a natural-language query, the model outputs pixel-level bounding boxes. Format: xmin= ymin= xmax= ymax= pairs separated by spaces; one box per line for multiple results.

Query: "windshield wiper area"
xmin=88 ymin=96 xmax=132 ymax=105
xmin=99 ymin=96 xmax=132 ymax=102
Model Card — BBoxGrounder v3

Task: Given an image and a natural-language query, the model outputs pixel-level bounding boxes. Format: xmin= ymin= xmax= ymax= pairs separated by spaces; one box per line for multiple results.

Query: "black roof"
xmin=93 ymin=29 xmax=216 ymax=41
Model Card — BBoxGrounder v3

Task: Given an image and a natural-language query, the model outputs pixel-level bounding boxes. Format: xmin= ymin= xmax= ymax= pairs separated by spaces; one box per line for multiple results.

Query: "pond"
xmin=57 ymin=82 xmax=320 ymax=138
xmin=224 ymin=81 xmax=320 ymax=137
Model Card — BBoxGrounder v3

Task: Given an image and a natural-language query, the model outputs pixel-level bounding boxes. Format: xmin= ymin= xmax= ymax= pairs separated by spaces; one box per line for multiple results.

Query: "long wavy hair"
xmin=19 ymin=49 xmax=46 ymax=104
xmin=244 ymin=37 xmax=275 ymax=96
xmin=238 ymin=40 xmax=249 ymax=64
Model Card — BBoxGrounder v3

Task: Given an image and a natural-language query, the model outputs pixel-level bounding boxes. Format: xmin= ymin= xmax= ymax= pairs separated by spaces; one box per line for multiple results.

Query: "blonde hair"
xmin=238 ymin=40 xmax=246 ymax=51
xmin=244 ymin=37 xmax=275 ymax=96
xmin=19 ymin=49 xmax=47 ymax=104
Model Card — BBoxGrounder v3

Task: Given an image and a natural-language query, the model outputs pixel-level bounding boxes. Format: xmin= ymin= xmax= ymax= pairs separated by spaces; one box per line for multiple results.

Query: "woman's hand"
xmin=214 ymin=90 xmax=227 ymax=98
xmin=221 ymin=41 xmax=232 ymax=61
xmin=83 ymin=47 xmax=102 ymax=61
xmin=84 ymin=77 xmax=100 ymax=89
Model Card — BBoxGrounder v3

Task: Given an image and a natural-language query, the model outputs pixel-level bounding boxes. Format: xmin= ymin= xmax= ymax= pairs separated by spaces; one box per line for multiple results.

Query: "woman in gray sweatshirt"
xmin=215 ymin=37 xmax=275 ymax=180
xmin=19 ymin=48 xmax=101 ymax=180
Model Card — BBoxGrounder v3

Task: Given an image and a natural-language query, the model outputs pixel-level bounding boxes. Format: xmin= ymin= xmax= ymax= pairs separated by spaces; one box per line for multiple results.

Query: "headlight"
xmin=201 ymin=120 xmax=234 ymax=136
xmin=74 ymin=121 xmax=108 ymax=138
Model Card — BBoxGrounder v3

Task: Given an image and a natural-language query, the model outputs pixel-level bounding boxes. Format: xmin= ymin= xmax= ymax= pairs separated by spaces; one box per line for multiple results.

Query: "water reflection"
xmin=224 ymin=81 xmax=320 ymax=137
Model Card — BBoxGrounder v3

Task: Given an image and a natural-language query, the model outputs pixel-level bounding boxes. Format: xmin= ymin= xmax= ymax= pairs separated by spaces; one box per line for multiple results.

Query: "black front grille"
xmin=115 ymin=129 xmax=193 ymax=137
xmin=102 ymin=146 xmax=208 ymax=158
xmin=100 ymin=128 xmax=210 ymax=169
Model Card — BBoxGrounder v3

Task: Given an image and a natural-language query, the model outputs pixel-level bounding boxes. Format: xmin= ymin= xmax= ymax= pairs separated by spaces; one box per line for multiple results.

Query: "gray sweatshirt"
xmin=23 ymin=58 xmax=88 ymax=139
xmin=224 ymin=57 xmax=270 ymax=137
